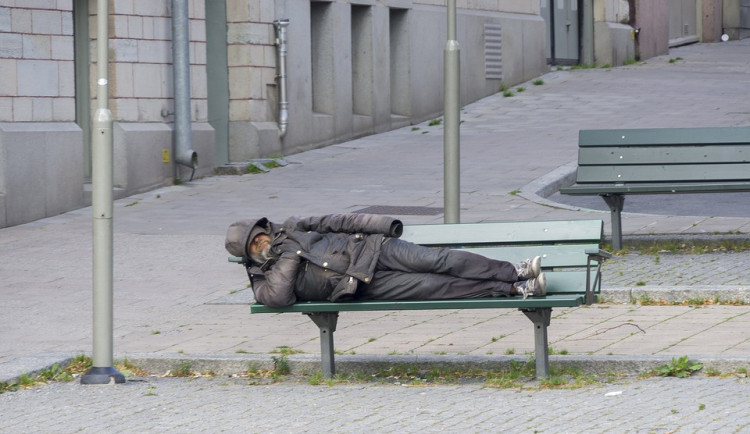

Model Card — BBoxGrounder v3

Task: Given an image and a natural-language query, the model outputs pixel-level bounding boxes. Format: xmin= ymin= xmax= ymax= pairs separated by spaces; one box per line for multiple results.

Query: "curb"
xmin=100 ymin=353 xmax=750 ymax=379
xmin=522 ymin=164 xmax=750 ymax=244
xmin=601 ymin=286 xmax=750 ymax=304
xmin=5 ymin=353 xmax=749 ymax=385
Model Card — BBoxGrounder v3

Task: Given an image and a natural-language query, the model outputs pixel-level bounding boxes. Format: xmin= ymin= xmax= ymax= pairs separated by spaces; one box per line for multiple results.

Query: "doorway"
xmin=541 ymin=0 xmax=580 ymax=65
xmin=205 ymin=0 xmax=230 ymax=165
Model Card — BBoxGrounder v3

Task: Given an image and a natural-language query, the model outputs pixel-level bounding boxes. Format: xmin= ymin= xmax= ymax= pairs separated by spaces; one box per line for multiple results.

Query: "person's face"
xmin=249 ymin=233 xmax=272 ymax=257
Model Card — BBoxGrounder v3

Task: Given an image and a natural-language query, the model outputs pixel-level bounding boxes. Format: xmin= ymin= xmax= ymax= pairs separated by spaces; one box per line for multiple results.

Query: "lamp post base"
xmin=80 ymin=366 xmax=126 ymax=384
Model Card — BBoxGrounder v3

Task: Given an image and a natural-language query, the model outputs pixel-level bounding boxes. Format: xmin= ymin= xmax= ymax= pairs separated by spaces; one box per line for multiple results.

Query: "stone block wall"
xmin=226 ymin=0 xmax=548 ymax=162
xmin=0 ymin=2 xmax=75 ymax=122
xmin=104 ymin=0 xmax=214 ymax=193
xmin=108 ymin=0 xmax=208 ymax=124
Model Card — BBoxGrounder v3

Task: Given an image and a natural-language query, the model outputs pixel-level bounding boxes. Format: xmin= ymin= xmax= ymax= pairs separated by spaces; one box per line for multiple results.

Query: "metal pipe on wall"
xmin=172 ymin=0 xmax=198 ymax=172
xmin=274 ymin=19 xmax=290 ymax=139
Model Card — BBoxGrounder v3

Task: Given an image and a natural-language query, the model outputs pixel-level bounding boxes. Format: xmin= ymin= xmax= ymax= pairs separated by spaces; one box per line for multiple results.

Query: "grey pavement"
xmin=3 ymin=40 xmax=750 ymax=431
xmin=1 ymin=376 xmax=748 ymax=433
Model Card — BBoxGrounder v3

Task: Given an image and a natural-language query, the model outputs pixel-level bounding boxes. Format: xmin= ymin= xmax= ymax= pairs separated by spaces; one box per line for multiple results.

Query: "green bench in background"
xmin=560 ymin=127 xmax=750 ymax=249
xmin=237 ymin=219 xmax=609 ymax=378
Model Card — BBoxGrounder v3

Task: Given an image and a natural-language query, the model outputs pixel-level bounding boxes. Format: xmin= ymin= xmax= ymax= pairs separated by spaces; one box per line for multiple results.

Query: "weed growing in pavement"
xmin=307 ymin=371 xmax=325 ymax=385
xmin=652 ymin=356 xmax=703 ymax=378
xmin=117 ymin=359 xmax=150 ymax=377
xmin=272 ymin=354 xmax=291 ymax=376
xmin=170 ymin=362 xmax=194 ymax=377
xmin=533 ymin=79 xmax=544 ymax=86
xmin=0 ymin=354 xmax=94 ymax=394
xmin=270 ymin=346 xmax=304 ymax=356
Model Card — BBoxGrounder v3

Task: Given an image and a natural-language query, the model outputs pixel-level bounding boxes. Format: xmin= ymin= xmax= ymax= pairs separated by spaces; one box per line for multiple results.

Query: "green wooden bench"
xmin=559 ymin=127 xmax=750 ymax=250
xmin=235 ymin=219 xmax=609 ymax=378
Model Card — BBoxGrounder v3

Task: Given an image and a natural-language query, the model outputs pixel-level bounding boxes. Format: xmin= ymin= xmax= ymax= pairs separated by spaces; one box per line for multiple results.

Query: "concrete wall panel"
xmin=0 ymin=122 xmax=83 ymax=228
xmin=634 ymin=0 xmax=670 ymax=60
xmin=113 ymin=122 xmax=215 ymax=194
xmin=595 ymin=22 xmax=636 ymax=66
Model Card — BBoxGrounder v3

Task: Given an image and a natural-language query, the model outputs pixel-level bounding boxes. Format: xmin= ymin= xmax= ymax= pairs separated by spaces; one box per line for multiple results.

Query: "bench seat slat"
xmin=249 ymin=271 xmax=597 ymax=313
xmin=545 ymin=270 xmax=599 ymax=294
xmin=461 ymin=244 xmax=601 ymax=268
xmin=578 ymin=145 xmax=750 ymax=165
xmin=401 ymin=220 xmax=603 ymax=246
xmin=250 ymin=294 xmax=585 ymax=314
xmin=579 ymin=127 xmax=750 ymax=146
xmin=561 ymin=181 xmax=750 ymax=195
xmin=575 ymin=163 xmax=750 ymax=184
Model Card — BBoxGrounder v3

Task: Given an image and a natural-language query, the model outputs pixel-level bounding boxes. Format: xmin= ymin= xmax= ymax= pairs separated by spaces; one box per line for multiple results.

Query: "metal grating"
xmin=353 ymin=205 xmax=444 ymax=216
xmin=484 ymin=23 xmax=503 ymax=80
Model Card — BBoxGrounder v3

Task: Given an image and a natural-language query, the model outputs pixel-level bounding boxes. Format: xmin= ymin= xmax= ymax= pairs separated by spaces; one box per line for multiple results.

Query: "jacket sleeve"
xmin=251 ymin=252 xmax=300 ymax=308
xmin=289 ymin=214 xmax=403 ymax=238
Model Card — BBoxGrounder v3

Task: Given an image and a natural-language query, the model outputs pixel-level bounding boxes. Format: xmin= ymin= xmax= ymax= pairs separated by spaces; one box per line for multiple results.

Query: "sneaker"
xmin=514 ymin=273 xmax=547 ymax=299
xmin=516 ymin=256 xmax=542 ymax=280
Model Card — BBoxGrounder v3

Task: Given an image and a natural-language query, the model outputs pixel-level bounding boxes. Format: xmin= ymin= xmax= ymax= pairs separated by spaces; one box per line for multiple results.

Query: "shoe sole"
xmin=535 ymin=273 xmax=547 ymax=297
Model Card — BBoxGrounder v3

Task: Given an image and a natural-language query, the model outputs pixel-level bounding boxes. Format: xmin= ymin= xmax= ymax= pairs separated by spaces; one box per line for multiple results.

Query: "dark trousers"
xmin=359 ymin=238 xmax=519 ymax=300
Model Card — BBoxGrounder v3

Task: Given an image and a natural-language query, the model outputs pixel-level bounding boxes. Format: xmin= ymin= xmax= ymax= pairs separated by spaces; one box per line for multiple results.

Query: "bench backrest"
xmin=574 ymin=127 xmax=750 ymax=184
xmin=401 ymin=220 xmax=604 ymax=296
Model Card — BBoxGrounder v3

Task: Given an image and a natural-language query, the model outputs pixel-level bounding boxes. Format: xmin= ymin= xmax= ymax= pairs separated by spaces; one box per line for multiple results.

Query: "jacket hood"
xmin=225 ymin=217 xmax=270 ymax=257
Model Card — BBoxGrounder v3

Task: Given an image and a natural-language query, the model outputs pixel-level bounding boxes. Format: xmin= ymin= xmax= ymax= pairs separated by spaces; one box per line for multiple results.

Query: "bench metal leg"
xmin=601 ymin=194 xmax=625 ymax=250
xmin=306 ymin=312 xmax=339 ymax=378
xmin=521 ymin=308 xmax=552 ymax=378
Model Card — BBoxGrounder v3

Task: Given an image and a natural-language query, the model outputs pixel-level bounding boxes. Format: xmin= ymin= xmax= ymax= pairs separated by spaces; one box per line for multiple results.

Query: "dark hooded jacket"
xmin=246 ymin=214 xmax=403 ymax=308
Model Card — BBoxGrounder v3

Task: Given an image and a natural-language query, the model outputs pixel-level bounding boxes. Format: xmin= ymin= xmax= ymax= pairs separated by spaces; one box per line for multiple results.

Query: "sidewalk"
xmin=2 ymin=40 xmax=750 ymax=383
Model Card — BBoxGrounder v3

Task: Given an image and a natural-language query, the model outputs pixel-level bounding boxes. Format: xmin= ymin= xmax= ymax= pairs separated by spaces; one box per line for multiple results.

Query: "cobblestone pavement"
xmin=602 ymin=250 xmax=750 ymax=288
xmin=1 ymin=376 xmax=748 ymax=433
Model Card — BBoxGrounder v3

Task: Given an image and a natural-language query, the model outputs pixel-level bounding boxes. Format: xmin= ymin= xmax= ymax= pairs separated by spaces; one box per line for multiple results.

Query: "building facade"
xmin=0 ymin=0 xmax=743 ymax=228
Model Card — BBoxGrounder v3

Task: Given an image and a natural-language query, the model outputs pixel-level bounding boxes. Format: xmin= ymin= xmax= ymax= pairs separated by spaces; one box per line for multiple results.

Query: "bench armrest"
xmin=585 ymin=248 xmax=612 ymax=261
xmin=228 ymin=255 xmax=247 ymax=265
xmin=584 ymin=248 xmax=610 ymax=305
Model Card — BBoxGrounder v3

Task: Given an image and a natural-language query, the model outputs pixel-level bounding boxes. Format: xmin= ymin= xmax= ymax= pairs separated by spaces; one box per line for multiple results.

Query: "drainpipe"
xmin=274 ymin=19 xmax=290 ymax=139
xmin=172 ymin=0 xmax=198 ymax=177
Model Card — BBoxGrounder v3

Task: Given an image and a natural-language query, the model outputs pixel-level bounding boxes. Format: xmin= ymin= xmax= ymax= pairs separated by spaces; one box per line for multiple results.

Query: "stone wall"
xmin=0 ymin=3 xmax=75 ymax=122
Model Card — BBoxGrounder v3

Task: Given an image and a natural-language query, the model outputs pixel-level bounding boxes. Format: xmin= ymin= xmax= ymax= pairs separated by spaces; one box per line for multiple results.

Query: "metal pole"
xmin=81 ymin=0 xmax=125 ymax=385
xmin=581 ymin=0 xmax=594 ymax=65
xmin=444 ymin=0 xmax=461 ymax=223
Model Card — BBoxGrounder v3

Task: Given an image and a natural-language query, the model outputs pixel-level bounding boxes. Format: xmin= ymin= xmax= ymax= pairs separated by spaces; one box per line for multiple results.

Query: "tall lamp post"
xmin=81 ymin=0 xmax=125 ymax=385
xmin=444 ymin=0 xmax=460 ymax=224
